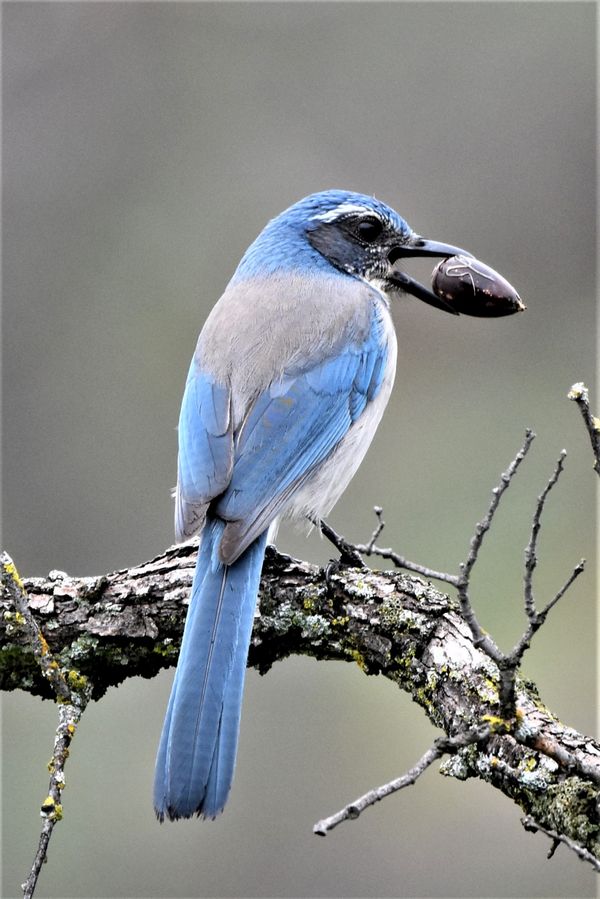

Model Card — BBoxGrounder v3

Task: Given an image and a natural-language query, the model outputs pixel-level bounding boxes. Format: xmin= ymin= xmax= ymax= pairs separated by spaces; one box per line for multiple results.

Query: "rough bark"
xmin=1 ymin=542 xmax=599 ymax=863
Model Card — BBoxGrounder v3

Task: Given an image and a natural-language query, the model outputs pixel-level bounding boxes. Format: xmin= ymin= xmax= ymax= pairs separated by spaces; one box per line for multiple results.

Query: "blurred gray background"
xmin=2 ymin=3 xmax=596 ymax=897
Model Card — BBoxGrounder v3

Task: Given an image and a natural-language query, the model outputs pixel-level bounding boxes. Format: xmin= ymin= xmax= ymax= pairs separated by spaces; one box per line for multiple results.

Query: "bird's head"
xmin=234 ymin=190 xmax=473 ymax=314
xmin=302 ymin=190 xmax=473 ymax=314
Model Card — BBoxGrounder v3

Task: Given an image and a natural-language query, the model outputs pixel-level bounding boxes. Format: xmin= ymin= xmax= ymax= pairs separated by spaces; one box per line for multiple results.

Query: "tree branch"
xmin=568 ymin=381 xmax=600 ymax=474
xmin=3 ymin=401 xmax=600 ymax=885
xmin=2 ymin=539 xmax=599 ymax=868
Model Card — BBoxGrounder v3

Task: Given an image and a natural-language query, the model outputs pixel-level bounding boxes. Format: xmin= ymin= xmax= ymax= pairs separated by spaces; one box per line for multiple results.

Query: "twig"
xmin=355 ymin=538 xmax=459 ymax=586
xmin=460 ymin=429 xmax=535 ymax=585
xmin=1 ymin=553 xmax=91 ymax=899
xmin=453 ymin=432 xmax=585 ymax=718
xmin=315 ymin=517 xmax=367 ymax=569
xmin=523 ymin=450 xmax=566 ymax=618
xmin=314 ymin=725 xmax=489 ymax=836
xmin=568 ymin=382 xmax=600 ymax=475
xmin=365 ymin=505 xmax=385 ymax=552
xmin=353 ymin=507 xmax=458 ymax=586
xmin=522 ymin=816 xmax=600 ymax=873
xmin=454 ymin=430 xmax=536 ymax=680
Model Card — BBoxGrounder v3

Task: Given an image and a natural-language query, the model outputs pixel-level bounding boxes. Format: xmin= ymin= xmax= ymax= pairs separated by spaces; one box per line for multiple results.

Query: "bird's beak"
xmin=388 ymin=234 xmax=474 ymax=315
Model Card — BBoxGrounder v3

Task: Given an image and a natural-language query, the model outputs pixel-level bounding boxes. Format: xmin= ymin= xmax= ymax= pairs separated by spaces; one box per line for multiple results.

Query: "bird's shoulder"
xmin=196 ymin=271 xmax=391 ymax=386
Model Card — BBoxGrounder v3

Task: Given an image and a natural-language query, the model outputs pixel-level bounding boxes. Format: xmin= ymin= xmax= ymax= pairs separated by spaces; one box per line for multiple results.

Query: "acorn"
xmin=432 ymin=255 xmax=526 ymax=317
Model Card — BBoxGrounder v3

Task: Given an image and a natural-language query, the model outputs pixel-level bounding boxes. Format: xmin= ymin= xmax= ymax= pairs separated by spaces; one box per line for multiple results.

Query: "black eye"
xmin=355 ymin=217 xmax=383 ymax=242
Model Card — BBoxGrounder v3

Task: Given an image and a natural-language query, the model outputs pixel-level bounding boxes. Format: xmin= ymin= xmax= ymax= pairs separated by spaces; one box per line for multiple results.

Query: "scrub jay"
xmin=154 ymin=189 xmax=475 ymax=821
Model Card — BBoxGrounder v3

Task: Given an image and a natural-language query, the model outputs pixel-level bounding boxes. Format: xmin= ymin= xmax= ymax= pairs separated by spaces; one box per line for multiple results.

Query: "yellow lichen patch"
xmin=482 ymin=714 xmax=510 ymax=733
xmin=3 ymin=559 xmax=25 ymax=590
xmin=331 ymin=616 xmax=349 ymax=627
xmin=67 ymin=670 xmax=88 ymax=691
xmin=40 ymin=796 xmax=63 ymax=820
xmin=39 ymin=633 xmax=50 ymax=656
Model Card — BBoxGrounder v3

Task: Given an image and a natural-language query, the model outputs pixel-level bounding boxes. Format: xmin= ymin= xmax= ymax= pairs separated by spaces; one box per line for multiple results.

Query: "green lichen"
xmin=66 ymin=670 xmax=88 ymax=692
xmin=152 ymin=640 xmax=179 ymax=660
xmin=300 ymin=614 xmax=329 ymax=640
xmin=440 ymin=744 xmax=479 ymax=780
xmin=379 ymin=597 xmax=427 ymax=636
xmin=66 ymin=634 xmax=100 ymax=663
xmin=342 ymin=576 xmax=375 ymax=600
xmin=298 ymin=585 xmax=325 ymax=612
xmin=3 ymin=610 xmax=26 ymax=633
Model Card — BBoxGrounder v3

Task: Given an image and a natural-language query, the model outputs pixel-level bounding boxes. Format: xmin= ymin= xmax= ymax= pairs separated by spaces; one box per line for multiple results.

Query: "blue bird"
xmin=154 ymin=190 xmax=471 ymax=821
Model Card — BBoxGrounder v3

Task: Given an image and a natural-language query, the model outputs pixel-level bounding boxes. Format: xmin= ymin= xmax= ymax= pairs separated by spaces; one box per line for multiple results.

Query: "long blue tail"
xmin=154 ymin=517 xmax=267 ymax=820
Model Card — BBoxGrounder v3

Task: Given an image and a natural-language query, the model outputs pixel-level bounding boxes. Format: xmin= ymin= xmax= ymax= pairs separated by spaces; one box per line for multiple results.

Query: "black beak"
xmin=388 ymin=234 xmax=474 ymax=315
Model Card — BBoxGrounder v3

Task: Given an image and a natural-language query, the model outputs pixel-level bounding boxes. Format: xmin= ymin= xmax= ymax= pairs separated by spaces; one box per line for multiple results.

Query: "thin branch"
xmin=351 ymin=507 xmax=458 ymax=585
xmin=314 ymin=725 xmax=490 ymax=836
xmin=314 ymin=517 xmax=366 ymax=568
xmin=523 ymin=449 xmax=567 ymax=618
xmin=453 ymin=430 xmax=536 ymax=678
xmin=537 ymin=559 xmax=586 ymax=623
xmin=1 ymin=553 xmax=91 ymax=899
xmin=364 ymin=505 xmax=385 ymax=552
xmin=460 ymin=429 xmax=536 ymax=584
xmin=522 ymin=816 xmax=600 ymax=874
xmin=568 ymin=382 xmax=600 ymax=475
xmin=354 ymin=538 xmax=459 ymax=587
xmin=1 ymin=552 xmax=72 ymax=702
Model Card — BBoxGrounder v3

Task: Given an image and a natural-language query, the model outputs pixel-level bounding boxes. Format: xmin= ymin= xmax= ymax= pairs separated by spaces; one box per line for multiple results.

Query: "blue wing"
xmin=215 ymin=307 xmax=390 ymax=561
xmin=176 ymin=304 xmax=389 ymax=557
xmin=175 ymin=362 xmax=233 ymax=541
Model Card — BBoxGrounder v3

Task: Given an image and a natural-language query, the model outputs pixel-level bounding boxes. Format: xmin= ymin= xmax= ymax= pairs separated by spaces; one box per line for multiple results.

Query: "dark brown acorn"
xmin=432 ymin=255 xmax=526 ymax=317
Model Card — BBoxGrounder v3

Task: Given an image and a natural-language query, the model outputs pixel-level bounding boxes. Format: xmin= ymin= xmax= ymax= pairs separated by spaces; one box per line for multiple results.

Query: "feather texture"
xmin=154 ymin=518 xmax=267 ymax=819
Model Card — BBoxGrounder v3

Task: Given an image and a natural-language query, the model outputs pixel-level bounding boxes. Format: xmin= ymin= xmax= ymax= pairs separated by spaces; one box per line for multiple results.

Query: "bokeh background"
xmin=2 ymin=3 xmax=596 ymax=897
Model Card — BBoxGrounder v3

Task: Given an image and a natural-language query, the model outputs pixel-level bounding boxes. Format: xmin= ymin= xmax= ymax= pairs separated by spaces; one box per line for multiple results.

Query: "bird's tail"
xmin=154 ymin=517 xmax=267 ymax=820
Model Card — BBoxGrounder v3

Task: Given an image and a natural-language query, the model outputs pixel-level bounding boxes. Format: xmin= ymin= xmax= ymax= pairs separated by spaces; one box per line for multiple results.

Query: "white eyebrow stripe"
xmin=311 ymin=202 xmax=375 ymax=223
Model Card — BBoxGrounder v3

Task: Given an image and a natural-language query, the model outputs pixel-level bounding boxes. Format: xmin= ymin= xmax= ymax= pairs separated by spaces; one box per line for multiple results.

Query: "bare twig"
xmin=354 ymin=537 xmax=459 ymax=586
xmin=522 ymin=816 xmax=600 ymax=874
xmin=365 ymin=505 xmax=385 ymax=552
xmin=568 ymin=382 xmax=600 ymax=474
xmin=352 ymin=507 xmax=458 ymax=585
xmin=314 ymin=725 xmax=490 ymax=836
xmin=314 ymin=517 xmax=366 ymax=568
xmin=453 ymin=430 xmax=536 ymax=686
xmin=523 ymin=450 xmax=566 ymax=618
xmin=1 ymin=553 xmax=91 ymax=899
xmin=453 ymin=431 xmax=585 ymax=717
xmin=461 ymin=429 xmax=536 ymax=583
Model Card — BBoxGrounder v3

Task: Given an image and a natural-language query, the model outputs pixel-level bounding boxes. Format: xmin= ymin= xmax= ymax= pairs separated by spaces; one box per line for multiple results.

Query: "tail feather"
xmin=154 ymin=517 xmax=267 ymax=820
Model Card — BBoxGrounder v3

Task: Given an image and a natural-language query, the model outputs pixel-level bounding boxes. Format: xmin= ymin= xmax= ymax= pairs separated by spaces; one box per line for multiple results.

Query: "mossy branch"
xmin=1 ymin=540 xmax=599 ymax=869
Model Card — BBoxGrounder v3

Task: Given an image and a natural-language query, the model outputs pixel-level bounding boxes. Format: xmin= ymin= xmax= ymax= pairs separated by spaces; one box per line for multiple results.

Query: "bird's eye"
xmin=355 ymin=217 xmax=383 ymax=242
